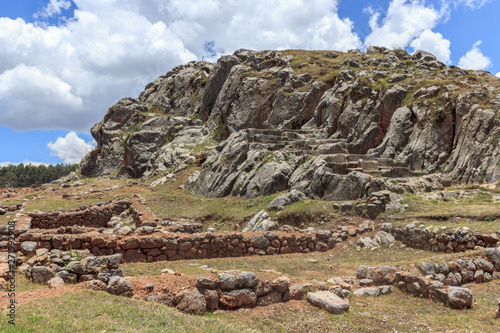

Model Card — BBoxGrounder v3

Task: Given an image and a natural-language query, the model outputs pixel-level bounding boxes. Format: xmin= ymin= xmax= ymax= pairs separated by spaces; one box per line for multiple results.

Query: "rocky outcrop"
xmin=81 ymin=48 xmax=500 ymax=196
xmin=81 ymin=60 xmax=212 ymax=178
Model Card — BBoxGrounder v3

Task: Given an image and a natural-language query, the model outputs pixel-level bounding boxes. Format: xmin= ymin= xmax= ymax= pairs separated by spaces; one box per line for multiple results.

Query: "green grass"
xmin=0 ymin=212 xmax=15 ymax=226
xmin=0 ymin=199 xmax=24 ymax=206
xmin=0 ymin=290 xmax=251 ymax=333
xmin=231 ymin=281 xmax=500 ymax=333
xmin=122 ymin=243 xmax=488 ymax=283
xmin=122 ymin=247 xmax=500 ymax=333
xmin=3 ymin=272 xmax=48 ymax=293
xmin=23 ymin=192 xmax=117 ymax=212
xmin=4 ymin=283 xmax=499 ymax=333
xmin=390 ymin=191 xmax=500 ymax=228
xmin=143 ymin=168 xmax=279 ymax=230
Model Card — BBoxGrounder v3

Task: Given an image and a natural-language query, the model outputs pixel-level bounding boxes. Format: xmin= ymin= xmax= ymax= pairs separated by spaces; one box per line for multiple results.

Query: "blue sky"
xmin=0 ymin=0 xmax=499 ymax=165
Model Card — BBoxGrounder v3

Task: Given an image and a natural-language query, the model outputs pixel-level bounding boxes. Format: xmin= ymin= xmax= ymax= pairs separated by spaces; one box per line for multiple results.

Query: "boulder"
xmin=47 ymin=277 xmax=65 ymax=289
xmin=236 ymin=272 xmax=259 ymax=288
xmin=446 ymin=287 xmax=473 ymax=309
xmin=354 ymin=287 xmax=380 ymax=297
xmin=106 ymin=276 xmax=133 ymax=297
xmin=419 ymin=262 xmax=435 ymax=276
xmin=31 ymin=266 xmax=55 ymax=285
xmin=219 ymin=273 xmax=236 ymax=290
xmin=283 ymin=284 xmax=308 ymax=301
xmin=204 ymin=290 xmax=219 ymax=311
xmin=257 ymin=292 xmax=282 ymax=306
xmin=176 ymin=289 xmax=207 ymax=315
xmin=86 ymin=279 xmax=107 ymax=291
xmin=486 ymin=247 xmax=500 ymax=270
xmin=271 ymin=276 xmax=290 ymax=293
xmin=267 ymin=190 xmax=305 ymax=211
xmin=146 ymin=294 xmax=175 ymax=307
xmin=365 ymin=266 xmax=397 ymax=285
xmin=57 ymin=271 xmax=78 ymax=284
xmin=379 ymin=285 xmax=393 ymax=295
xmin=243 ymin=210 xmax=277 ymax=232
xmin=307 ymin=291 xmax=349 ymax=314
xmin=251 ymin=235 xmax=270 ymax=249
xmin=66 ymin=261 xmax=87 ymax=276
xmin=254 ymin=280 xmax=272 ymax=297
xmin=220 ymin=289 xmax=257 ymax=309
xmin=20 ymin=241 xmax=38 ymax=255
xmin=374 ymin=231 xmax=395 ymax=245
xmin=123 ymin=249 xmax=146 ymax=263
xmin=356 ymin=265 xmax=367 ymax=279
xmin=475 ymin=258 xmax=494 ymax=273
xmin=366 ymin=204 xmax=381 ymax=220
xmin=196 ymin=276 xmax=219 ymax=290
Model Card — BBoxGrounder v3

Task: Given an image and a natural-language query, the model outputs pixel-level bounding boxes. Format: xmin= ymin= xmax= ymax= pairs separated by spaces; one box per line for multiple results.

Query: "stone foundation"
xmin=389 ymin=223 xmax=499 ymax=252
xmin=18 ymin=229 xmax=348 ymax=262
xmin=28 ymin=201 xmax=131 ymax=229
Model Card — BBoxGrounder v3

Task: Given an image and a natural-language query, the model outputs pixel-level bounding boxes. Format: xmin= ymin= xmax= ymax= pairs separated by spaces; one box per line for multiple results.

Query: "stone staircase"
xmin=244 ymin=128 xmax=416 ymax=178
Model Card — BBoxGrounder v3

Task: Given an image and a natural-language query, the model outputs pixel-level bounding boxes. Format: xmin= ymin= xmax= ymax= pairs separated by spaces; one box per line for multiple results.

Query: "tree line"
xmin=0 ymin=164 xmax=78 ymax=188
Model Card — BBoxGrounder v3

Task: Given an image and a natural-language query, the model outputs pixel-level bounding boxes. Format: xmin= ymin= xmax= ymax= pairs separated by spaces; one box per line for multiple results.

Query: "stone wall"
xmin=0 ymin=203 xmax=22 ymax=212
xmin=17 ymin=224 xmax=373 ymax=262
xmin=156 ymin=272 xmax=308 ymax=315
xmin=28 ymin=201 xmax=131 ymax=229
xmin=389 ymin=223 xmax=499 ymax=252
xmin=356 ymin=247 xmax=500 ymax=309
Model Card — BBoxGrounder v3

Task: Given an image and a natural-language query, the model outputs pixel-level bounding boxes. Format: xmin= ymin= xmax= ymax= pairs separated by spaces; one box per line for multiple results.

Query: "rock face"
xmin=81 ymin=48 xmax=500 ymax=196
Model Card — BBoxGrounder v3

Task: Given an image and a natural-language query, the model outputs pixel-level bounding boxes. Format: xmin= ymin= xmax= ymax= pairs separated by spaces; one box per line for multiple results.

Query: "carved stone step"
xmin=249 ymin=134 xmax=284 ymax=143
xmin=370 ymin=167 xmax=417 ymax=178
xmin=346 ymin=154 xmax=376 ymax=162
xmin=246 ymin=128 xmax=282 ymax=136
xmin=249 ymin=142 xmax=286 ymax=151
xmin=376 ymin=158 xmax=407 ymax=167
xmin=324 ymin=162 xmax=348 ymax=174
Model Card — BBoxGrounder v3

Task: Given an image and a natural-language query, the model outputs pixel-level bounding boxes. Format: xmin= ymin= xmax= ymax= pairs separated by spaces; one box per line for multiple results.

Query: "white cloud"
xmin=364 ymin=0 xmax=441 ymax=49
xmin=0 ymin=161 xmax=51 ymax=167
xmin=0 ymin=65 xmax=83 ymax=130
xmin=410 ymin=29 xmax=451 ymax=64
xmin=440 ymin=0 xmax=491 ymax=22
xmin=450 ymin=0 xmax=491 ymax=9
xmin=462 ymin=0 xmax=490 ymax=8
xmin=496 ymin=72 xmax=500 ymax=78
xmin=458 ymin=41 xmax=492 ymax=70
xmin=34 ymin=0 xmax=72 ymax=19
xmin=0 ymin=0 xmax=361 ymax=132
xmin=47 ymin=131 xmax=95 ymax=164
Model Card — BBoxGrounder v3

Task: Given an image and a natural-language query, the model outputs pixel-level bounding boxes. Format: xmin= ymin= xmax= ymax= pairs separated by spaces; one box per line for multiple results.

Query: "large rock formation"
xmin=81 ymin=47 xmax=500 ymax=200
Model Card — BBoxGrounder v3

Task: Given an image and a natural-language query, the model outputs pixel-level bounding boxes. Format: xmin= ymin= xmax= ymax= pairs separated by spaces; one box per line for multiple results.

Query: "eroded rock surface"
xmin=81 ymin=48 xmax=500 ymax=200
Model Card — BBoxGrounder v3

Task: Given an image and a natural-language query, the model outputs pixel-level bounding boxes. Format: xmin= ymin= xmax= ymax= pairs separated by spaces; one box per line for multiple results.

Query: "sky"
xmin=0 ymin=0 xmax=499 ymax=166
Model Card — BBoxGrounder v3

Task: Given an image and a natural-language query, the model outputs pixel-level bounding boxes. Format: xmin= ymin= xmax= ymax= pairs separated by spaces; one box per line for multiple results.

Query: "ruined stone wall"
xmin=356 ymin=250 xmax=500 ymax=310
xmin=28 ymin=201 xmax=131 ymax=229
xmin=0 ymin=203 xmax=22 ymax=212
xmin=389 ymin=223 xmax=499 ymax=252
xmin=17 ymin=228 xmax=371 ymax=263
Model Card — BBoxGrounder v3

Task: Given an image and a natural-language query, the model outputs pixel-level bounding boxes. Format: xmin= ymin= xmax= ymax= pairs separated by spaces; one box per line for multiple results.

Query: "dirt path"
xmin=0 ymin=284 xmax=83 ymax=309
